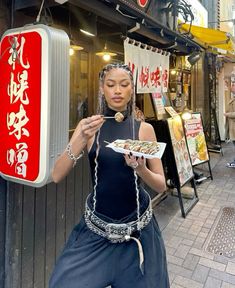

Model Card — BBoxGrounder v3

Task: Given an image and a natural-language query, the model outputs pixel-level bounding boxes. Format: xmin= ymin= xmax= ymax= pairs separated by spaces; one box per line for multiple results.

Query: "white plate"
xmin=106 ymin=140 xmax=166 ymax=159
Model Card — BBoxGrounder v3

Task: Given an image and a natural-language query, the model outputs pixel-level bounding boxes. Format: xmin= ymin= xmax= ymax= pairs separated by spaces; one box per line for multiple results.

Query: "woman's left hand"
xmin=124 ymin=153 xmax=146 ymax=171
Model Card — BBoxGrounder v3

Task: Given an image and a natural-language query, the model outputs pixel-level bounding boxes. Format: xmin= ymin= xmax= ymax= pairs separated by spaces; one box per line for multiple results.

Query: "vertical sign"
xmin=0 ymin=25 xmax=69 ymax=187
xmin=0 ymin=32 xmax=42 ymax=181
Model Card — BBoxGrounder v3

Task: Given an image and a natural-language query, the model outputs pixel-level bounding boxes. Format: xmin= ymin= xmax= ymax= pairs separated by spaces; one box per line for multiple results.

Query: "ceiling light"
xmin=96 ymin=43 xmax=117 ymax=61
xmin=69 ymin=48 xmax=75 ymax=56
xmin=69 ymin=44 xmax=84 ymax=56
xmin=54 ymin=0 xmax=68 ymax=4
xmin=70 ymin=44 xmax=84 ymax=51
xmin=79 ymin=14 xmax=97 ymax=37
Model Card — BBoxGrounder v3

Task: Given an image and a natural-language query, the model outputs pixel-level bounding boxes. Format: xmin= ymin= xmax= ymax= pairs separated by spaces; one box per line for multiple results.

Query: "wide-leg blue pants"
xmin=49 ymin=212 xmax=169 ymax=288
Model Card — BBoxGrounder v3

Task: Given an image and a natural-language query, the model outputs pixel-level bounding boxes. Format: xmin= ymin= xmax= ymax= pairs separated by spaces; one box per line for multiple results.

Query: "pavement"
xmin=154 ymin=141 xmax=235 ymax=288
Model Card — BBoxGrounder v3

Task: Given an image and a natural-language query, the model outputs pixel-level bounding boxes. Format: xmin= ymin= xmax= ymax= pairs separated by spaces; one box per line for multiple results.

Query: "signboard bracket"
xmin=175 ymin=178 xmax=199 ymax=218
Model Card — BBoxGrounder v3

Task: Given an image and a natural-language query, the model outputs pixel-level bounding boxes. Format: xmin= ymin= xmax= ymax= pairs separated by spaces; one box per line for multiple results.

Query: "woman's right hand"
xmin=51 ymin=115 xmax=105 ymax=183
xmin=70 ymin=115 xmax=105 ymax=146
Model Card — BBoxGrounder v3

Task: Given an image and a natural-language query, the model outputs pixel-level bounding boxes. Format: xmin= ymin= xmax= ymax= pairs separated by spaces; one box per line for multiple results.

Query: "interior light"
xmin=70 ymin=44 xmax=84 ymax=51
xmin=96 ymin=43 xmax=117 ymax=61
xmin=170 ymin=70 xmax=177 ymax=75
xmin=79 ymin=14 xmax=97 ymax=37
xmin=80 ymin=29 xmax=96 ymax=37
xmin=181 ymin=107 xmax=192 ymax=120
xmin=69 ymin=44 xmax=83 ymax=56
xmin=69 ymin=48 xmax=75 ymax=56
xmin=102 ymin=54 xmax=111 ymax=61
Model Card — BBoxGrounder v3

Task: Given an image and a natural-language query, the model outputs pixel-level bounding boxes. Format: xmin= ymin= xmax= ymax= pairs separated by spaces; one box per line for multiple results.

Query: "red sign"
xmin=0 ymin=31 xmax=41 ymax=181
xmin=137 ymin=0 xmax=149 ymax=7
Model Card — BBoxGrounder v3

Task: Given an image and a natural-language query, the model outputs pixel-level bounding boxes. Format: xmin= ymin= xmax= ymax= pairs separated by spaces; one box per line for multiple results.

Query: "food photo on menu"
xmin=183 ymin=113 xmax=209 ymax=166
xmin=167 ymin=115 xmax=194 ymax=186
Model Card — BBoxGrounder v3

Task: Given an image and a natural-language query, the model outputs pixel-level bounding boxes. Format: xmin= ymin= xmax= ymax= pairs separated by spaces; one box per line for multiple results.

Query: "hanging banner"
xmin=124 ymin=38 xmax=170 ymax=94
xmin=167 ymin=115 xmax=194 ymax=186
xmin=161 ymin=54 xmax=169 ymax=93
xmin=0 ymin=24 xmax=69 ymax=187
xmin=183 ymin=113 xmax=209 ymax=165
xmin=124 ymin=39 xmax=139 ymax=84
xmin=138 ymin=45 xmax=150 ymax=93
xmin=149 ymin=49 xmax=161 ymax=93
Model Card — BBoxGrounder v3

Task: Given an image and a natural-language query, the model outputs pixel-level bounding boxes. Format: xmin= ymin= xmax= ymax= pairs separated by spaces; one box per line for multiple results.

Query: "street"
xmin=155 ymin=142 xmax=235 ymax=288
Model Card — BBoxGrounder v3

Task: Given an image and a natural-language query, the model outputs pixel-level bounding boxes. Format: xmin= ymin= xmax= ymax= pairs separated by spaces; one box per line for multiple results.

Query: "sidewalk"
xmin=154 ymin=142 xmax=235 ymax=288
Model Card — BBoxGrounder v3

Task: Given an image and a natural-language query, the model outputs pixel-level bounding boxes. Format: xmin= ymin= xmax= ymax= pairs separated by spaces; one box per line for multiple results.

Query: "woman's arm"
xmin=124 ymin=122 xmax=166 ymax=193
xmin=51 ymin=115 xmax=104 ymax=183
xmin=224 ymin=111 xmax=235 ymax=119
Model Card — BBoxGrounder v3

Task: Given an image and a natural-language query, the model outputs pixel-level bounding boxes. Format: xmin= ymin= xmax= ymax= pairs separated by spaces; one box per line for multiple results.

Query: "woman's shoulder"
xmin=139 ymin=121 xmax=153 ymax=130
xmin=139 ymin=121 xmax=156 ymax=141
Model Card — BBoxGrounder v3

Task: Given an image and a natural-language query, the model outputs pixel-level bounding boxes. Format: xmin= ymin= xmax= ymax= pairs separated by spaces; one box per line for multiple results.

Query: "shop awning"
xmin=179 ymin=23 xmax=235 ymax=54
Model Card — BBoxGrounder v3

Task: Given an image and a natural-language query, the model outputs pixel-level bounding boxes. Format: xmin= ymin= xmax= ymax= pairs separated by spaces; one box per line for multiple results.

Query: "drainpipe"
xmin=0 ymin=177 xmax=6 ymax=288
xmin=172 ymin=0 xmax=177 ymax=31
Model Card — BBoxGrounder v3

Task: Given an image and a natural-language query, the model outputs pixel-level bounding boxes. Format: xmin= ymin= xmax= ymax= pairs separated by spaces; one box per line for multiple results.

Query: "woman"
xmin=49 ymin=63 xmax=169 ymax=288
xmin=224 ymin=95 xmax=235 ymax=168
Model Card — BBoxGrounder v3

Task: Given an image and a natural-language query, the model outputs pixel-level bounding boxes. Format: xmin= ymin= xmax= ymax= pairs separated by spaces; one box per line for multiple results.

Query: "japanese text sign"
xmin=0 ymin=25 xmax=69 ymax=187
xmin=124 ymin=38 xmax=169 ymax=94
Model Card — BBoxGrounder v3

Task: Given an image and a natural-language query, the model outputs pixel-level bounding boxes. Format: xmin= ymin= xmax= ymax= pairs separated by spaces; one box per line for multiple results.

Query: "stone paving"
xmin=154 ymin=142 xmax=235 ymax=288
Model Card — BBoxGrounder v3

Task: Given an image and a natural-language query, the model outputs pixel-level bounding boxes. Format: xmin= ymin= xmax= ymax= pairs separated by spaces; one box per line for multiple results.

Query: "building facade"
xmin=0 ymin=1 xmax=206 ymax=287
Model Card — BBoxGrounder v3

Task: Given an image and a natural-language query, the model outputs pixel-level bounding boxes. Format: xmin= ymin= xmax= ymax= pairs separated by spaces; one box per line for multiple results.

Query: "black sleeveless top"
xmin=88 ymin=109 xmax=143 ymax=219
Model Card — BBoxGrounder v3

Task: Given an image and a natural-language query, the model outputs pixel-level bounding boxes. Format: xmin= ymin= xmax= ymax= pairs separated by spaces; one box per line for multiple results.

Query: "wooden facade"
xmin=4 ymin=154 xmax=92 ymax=288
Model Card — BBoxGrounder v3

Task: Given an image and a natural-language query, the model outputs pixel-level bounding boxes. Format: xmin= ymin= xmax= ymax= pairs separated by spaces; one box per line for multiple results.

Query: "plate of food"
xmin=105 ymin=139 xmax=166 ymax=159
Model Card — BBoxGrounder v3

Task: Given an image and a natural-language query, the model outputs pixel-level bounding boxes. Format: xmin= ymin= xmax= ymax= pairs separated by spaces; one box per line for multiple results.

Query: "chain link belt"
xmin=84 ymin=195 xmax=153 ymax=274
xmin=84 ymin=195 xmax=152 ymax=243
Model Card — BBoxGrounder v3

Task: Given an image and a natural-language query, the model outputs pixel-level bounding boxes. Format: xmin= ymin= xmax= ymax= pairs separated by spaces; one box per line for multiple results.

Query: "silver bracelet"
xmin=66 ymin=143 xmax=84 ymax=167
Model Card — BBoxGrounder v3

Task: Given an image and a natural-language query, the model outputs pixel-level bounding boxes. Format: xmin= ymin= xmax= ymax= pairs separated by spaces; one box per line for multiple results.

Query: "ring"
xmin=130 ymin=162 xmax=138 ymax=169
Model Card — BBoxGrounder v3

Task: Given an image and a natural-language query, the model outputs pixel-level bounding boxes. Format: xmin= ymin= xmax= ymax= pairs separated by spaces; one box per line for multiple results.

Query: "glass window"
xmin=69 ymin=50 xmax=89 ymax=130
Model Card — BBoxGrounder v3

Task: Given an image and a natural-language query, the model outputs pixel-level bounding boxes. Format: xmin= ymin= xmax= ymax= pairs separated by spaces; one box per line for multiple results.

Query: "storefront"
xmin=179 ymin=23 xmax=235 ymax=149
xmin=0 ymin=1 xmax=203 ymax=287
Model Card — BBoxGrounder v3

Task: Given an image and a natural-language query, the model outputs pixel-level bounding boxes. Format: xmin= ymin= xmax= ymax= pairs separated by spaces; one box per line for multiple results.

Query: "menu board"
xmin=183 ymin=113 xmax=209 ymax=165
xmin=167 ymin=115 xmax=194 ymax=186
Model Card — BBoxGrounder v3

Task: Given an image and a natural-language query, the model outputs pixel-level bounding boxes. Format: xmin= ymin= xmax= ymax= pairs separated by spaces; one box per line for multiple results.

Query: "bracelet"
xmin=66 ymin=143 xmax=84 ymax=167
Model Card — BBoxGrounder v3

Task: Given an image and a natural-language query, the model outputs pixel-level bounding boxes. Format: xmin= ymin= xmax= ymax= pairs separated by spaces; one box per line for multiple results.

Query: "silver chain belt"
xmin=84 ymin=195 xmax=153 ymax=243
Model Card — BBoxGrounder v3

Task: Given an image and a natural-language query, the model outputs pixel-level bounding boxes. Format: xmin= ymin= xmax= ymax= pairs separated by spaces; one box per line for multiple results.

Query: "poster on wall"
xmin=151 ymin=93 xmax=165 ymax=116
xmin=167 ymin=115 xmax=194 ymax=186
xmin=183 ymin=113 xmax=209 ymax=166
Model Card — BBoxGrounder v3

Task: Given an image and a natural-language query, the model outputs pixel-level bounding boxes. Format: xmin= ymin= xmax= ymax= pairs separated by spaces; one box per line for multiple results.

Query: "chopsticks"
xmin=103 ymin=116 xmax=116 ymax=119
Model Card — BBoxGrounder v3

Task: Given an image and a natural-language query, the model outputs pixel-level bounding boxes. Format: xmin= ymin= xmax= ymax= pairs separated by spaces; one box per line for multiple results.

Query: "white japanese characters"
xmin=6 ymin=36 xmax=30 ymax=178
